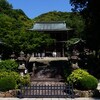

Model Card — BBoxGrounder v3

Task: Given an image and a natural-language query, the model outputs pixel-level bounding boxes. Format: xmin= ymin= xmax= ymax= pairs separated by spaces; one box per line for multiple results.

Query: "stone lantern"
xmin=70 ymin=55 xmax=79 ymax=70
xmin=17 ymin=51 xmax=27 ymax=76
xmin=18 ymin=63 xmax=26 ymax=77
xmin=17 ymin=51 xmax=26 ymax=65
xmin=10 ymin=52 xmax=16 ymax=60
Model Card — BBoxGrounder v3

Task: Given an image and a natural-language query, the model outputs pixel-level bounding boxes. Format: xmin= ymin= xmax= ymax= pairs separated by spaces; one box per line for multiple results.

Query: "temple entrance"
xmin=21 ymin=60 xmax=74 ymax=98
xmin=20 ymin=56 xmax=75 ymax=98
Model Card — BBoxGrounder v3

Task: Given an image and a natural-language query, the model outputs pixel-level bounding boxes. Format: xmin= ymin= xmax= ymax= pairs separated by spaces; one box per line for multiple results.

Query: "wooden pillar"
xmin=62 ymin=43 xmax=65 ymax=57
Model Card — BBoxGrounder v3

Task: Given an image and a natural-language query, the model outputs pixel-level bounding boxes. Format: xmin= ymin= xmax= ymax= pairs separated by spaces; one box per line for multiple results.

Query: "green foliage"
xmin=26 ymin=32 xmax=54 ymax=52
xmin=77 ymin=75 xmax=98 ymax=90
xmin=67 ymin=69 xmax=89 ymax=83
xmin=0 ymin=0 xmax=32 ymax=54
xmin=0 ymin=1 xmax=85 ymax=54
xmin=34 ymin=11 xmax=70 ymax=22
xmin=0 ymin=71 xmax=30 ymax=90
xmin=70 ymin=0 xmax=100 ymax=50
xmin=0 ymin=2 xmax=54 ymax=54
xmin=66 ymin=13 xmax=85 ymax=37
xmin=0 ymin=0 xmax=12 ymax=11
xmin=19 ymin=74 xmax=30 ymax=86
xmin=66 ymin=38 xmax=80 ymax=47
xmin=70 ymin=0 xmax=100 ymax=79
xmin=0 ymin=71 xmax=20 ymax=82
xmin=0 ymin=60 xmax=18 ymax=71
xmin=0 ymin=71 xmax=9 ymax=78
xmin=67 ymin=69 xmax=98 ymax=90
xmin=0 ymin=76 xmax=16 ymax=91
xmin=8 ymin=71 xmax=21 ymax=85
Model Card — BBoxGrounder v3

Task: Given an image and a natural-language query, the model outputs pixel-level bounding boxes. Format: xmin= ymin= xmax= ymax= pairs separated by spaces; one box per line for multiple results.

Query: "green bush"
xmin=0 ymin=76 xmax=16 ymax=91
xmin=77 ymin=75 xmax=98 ymax=90
xmin=67 ymin=69 xmax=89 ymax=83
xmin=0 ymin=71 xmax=30 ymax=89
xmin=67 ymin=69 xmax=98 ymax=90
xmin=0 ymin=60 xmax=18 ymax=71
xmin=19 ymin=74 xmax=30 ymax=86
xmin=0 ymin=71 xmax=20 ymax=80
xmin=0 ymin=71 xmax=20 ymax=88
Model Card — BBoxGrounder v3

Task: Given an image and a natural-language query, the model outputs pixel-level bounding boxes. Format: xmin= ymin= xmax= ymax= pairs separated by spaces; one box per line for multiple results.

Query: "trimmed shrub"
xmin=0 ymin=71 xmax=20 ymax=89
xmin=0 ymin=60 xmax=18 ymax=71
xmin=0 ymin=76 xmax=16 ymax=91
xmin=0 ymin=71 xmax=30 ymax=89
xmin=67 ymin=69 xmax=89 ymax=83
xmin=77 ymin=74 xmax=98 ymax=90
xmin=67 ymin=69 xmax=98 ymax=90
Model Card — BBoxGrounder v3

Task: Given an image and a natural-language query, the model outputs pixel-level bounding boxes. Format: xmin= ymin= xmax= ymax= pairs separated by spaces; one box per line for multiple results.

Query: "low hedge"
xmin=0 ymin=76 xmax=16 ymax=91
xmin=67 ymin=69 xmax=98 ymax=90
xmin=77 ymin=74 xmax=98 ymax=90
xmin=0 ymin=71 xmax=30 ymax=91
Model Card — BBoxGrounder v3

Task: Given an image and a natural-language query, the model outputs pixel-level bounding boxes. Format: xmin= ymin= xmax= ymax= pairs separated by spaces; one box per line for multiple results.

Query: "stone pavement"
xmin=0 ymin=98 xmax=100 ymax=100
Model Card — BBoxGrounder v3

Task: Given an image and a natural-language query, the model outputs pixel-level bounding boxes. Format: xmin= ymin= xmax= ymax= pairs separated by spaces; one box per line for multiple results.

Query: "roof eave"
xmin=28 ymin=28 xmax=72 ymax=31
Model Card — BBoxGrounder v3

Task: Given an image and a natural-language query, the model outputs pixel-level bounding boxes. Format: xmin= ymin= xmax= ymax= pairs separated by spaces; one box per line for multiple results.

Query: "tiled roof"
xmin=29 ymin=22 xmax=72 ymax=31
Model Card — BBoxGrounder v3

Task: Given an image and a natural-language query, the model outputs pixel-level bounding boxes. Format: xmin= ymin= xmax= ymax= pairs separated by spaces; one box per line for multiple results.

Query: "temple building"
xmin=29 ymin=21 xmax=73 ymax=57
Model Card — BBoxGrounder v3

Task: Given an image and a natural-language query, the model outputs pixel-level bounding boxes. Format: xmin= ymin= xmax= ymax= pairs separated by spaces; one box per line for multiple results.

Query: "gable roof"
xmin=29 ymin=22 xmax=72 ymax=31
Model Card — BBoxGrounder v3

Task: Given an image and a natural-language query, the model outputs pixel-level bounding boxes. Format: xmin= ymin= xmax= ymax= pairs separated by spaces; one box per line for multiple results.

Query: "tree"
xmin=69 ymin=0 xmax=100 ymax=79
xmin=0 ymin=1 xmax=54 ymax=56
xmin=70 ymin=0 xmax=100 ymax=53
xmin=0 ymin=0 xmax=12 ymax=11
xmin=0 ymin=0 xmax=85 ymax=58
xmin=65 ymin=12 xmax=85 ymax=37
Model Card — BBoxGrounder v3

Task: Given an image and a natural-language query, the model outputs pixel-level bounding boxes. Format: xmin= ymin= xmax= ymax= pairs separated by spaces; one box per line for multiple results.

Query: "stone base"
xmin=74 ymin=89 xmax=100 ymax=97
xmin=0 ymin=90 xmax=16 ymax=97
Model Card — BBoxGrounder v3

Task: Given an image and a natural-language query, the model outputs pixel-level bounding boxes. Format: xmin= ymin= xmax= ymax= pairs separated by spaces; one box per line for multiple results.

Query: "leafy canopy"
xmin=70 ymin=0 xmax=100 ymax=50
xmin=0 ymin=0 xmax=85 ymax=56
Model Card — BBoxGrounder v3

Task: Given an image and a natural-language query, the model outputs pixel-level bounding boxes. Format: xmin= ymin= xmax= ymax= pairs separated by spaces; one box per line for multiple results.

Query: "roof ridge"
xmin=29 ymin=21 xmax=72 ymax=31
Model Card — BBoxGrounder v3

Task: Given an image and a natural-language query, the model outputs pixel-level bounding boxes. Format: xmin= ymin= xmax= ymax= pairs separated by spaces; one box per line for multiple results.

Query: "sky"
xmin=7 ymin=0 xmax=72 ymax=19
